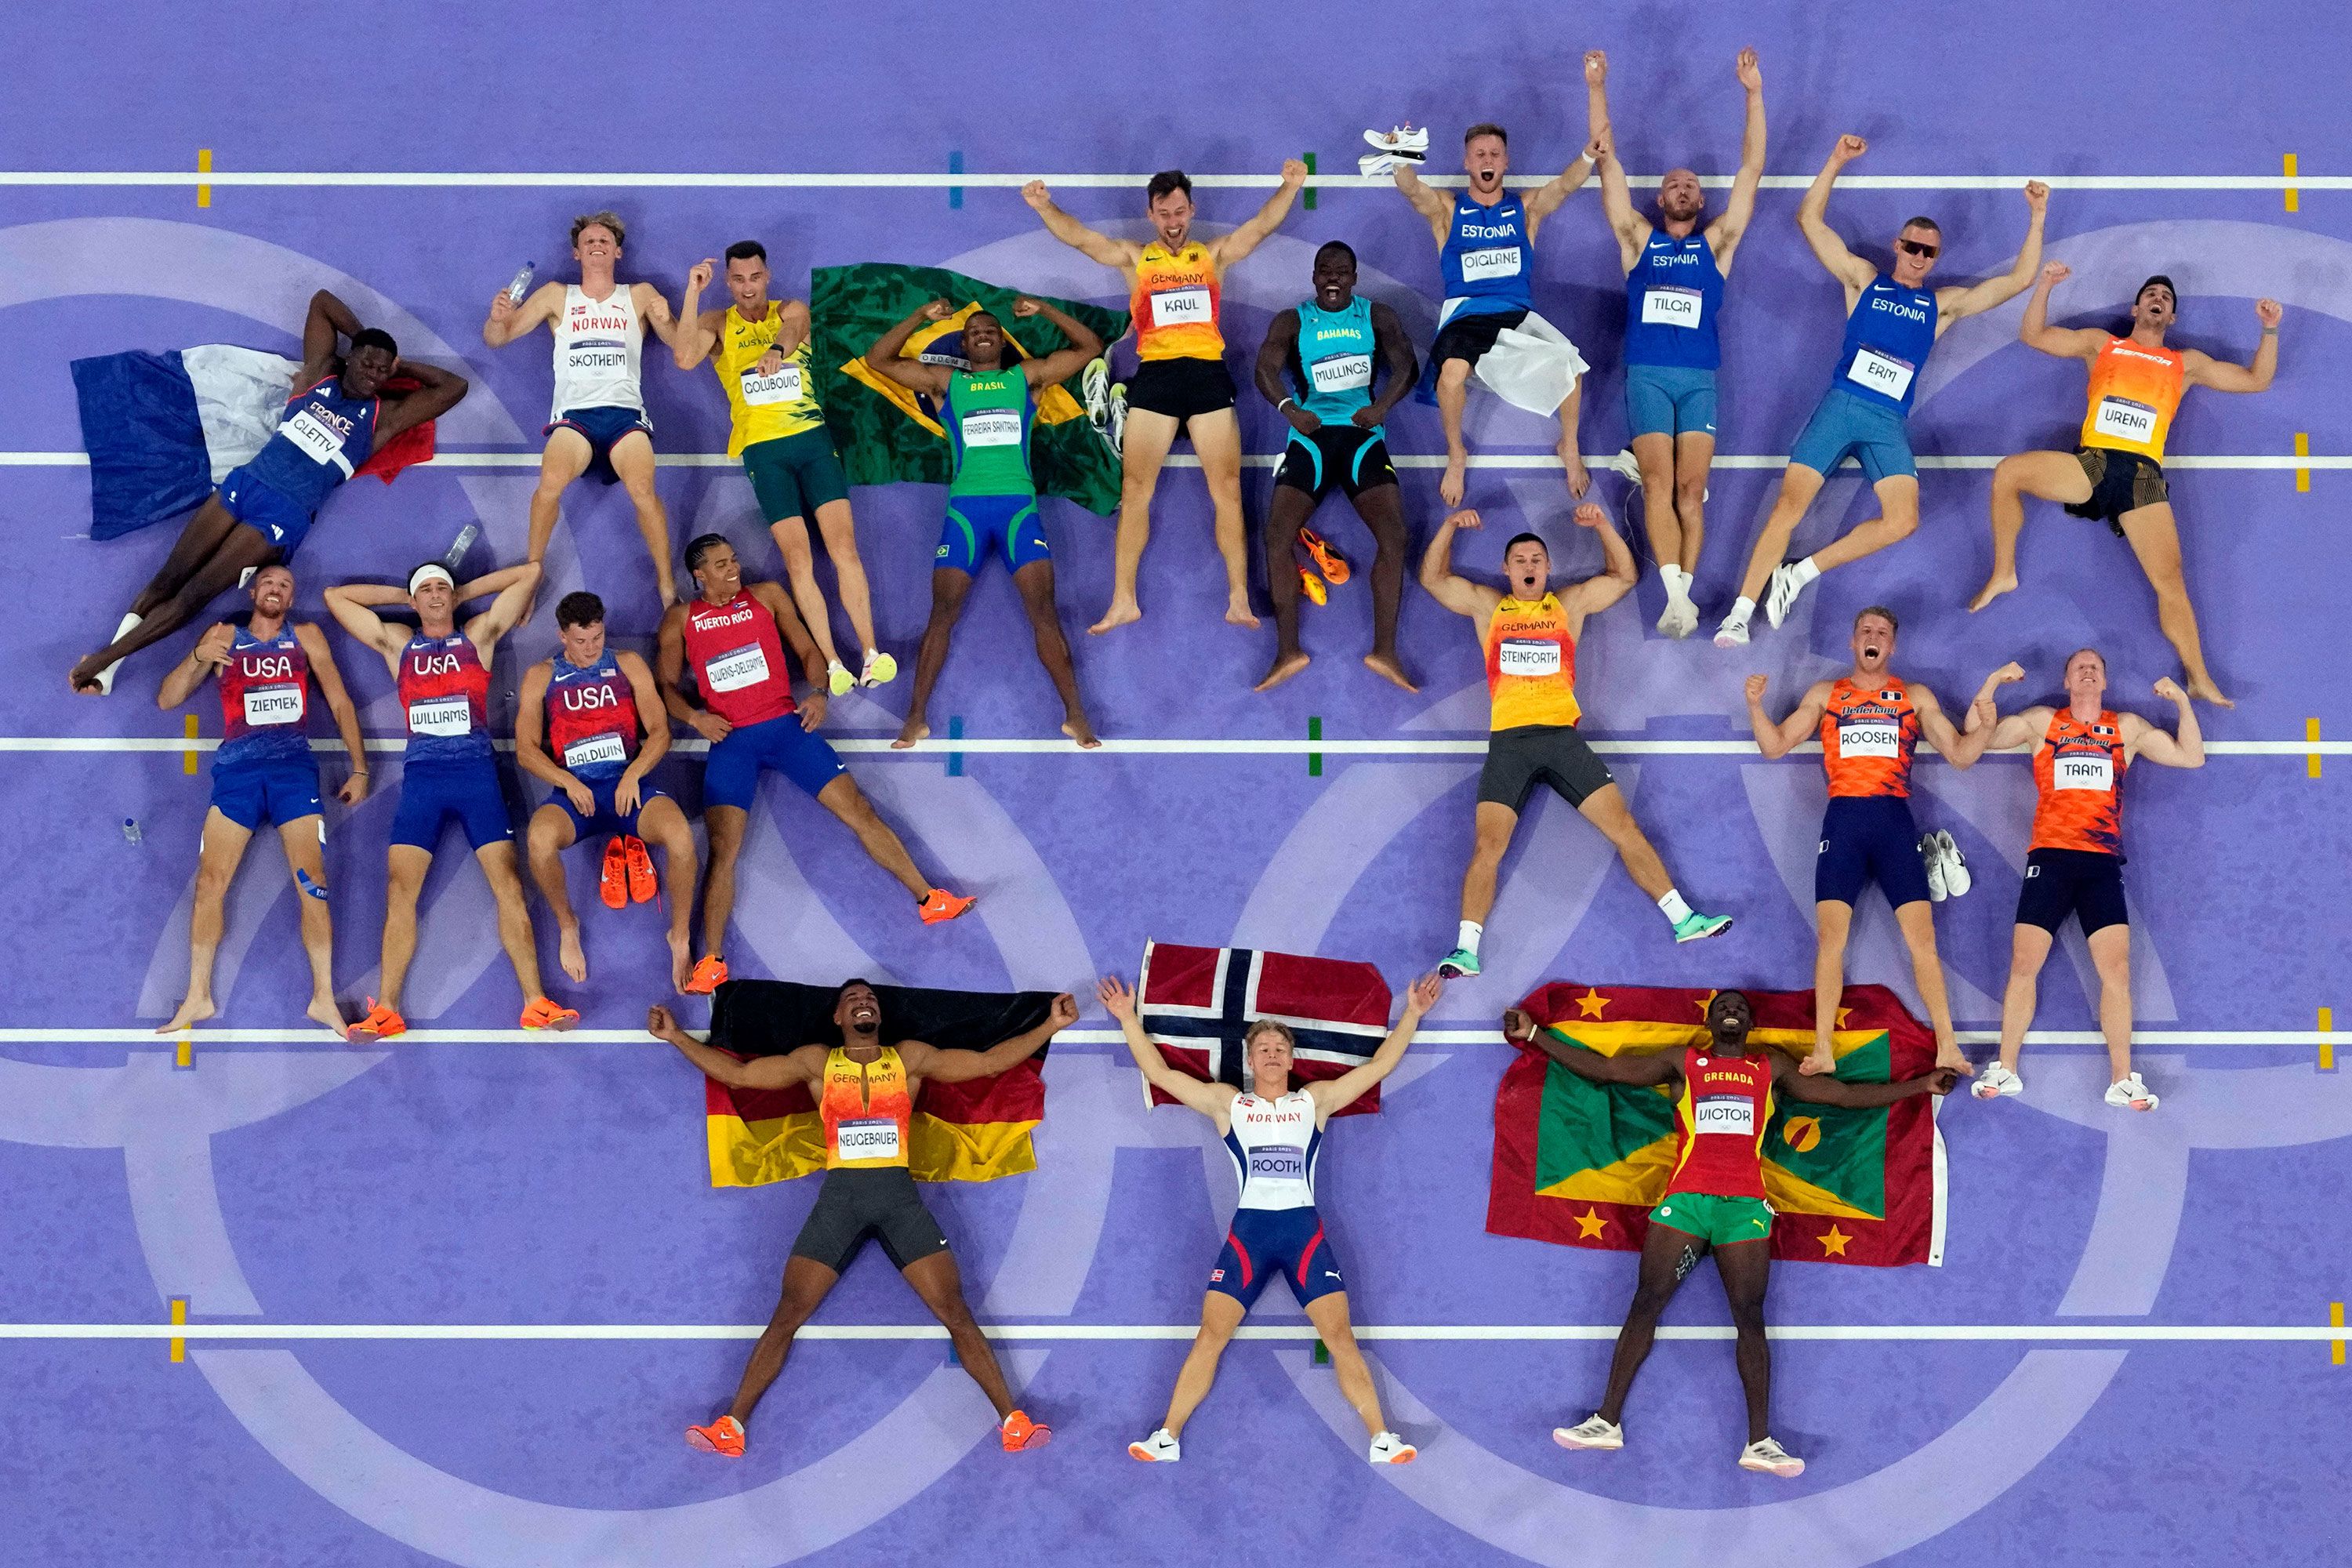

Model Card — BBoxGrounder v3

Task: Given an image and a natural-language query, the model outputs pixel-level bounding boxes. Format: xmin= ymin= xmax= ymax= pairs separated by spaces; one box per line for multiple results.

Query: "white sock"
xmin=1789 ymin=557 xmax=1821 ymax=590
xmin=1457 ymin=920 xmax=1483 ymax=956
xmin=1659 ymin=564 xmax=1691 ymax=601
xmin=93 ymin=612 xmax=144 ymax=695
xmin=1657 ymin=889 xmax=1693 ymax=925
xmin=1726 ymin=596 xmax=1755 ymax=624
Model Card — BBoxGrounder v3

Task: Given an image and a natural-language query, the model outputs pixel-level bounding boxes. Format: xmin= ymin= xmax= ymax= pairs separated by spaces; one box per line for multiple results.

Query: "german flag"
xmin=1486 ymin=982 xmax=1946 ymax=1267
xmin=702 ymin=980 xmax=1056 ymax=1188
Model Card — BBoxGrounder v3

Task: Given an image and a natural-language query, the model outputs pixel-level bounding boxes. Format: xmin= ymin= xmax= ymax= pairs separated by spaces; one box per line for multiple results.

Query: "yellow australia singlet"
xmin=2078 ymin=336 xmax=2186 ymax=463
xmin=1131 ymin=241 xmax=1225 ymax=361
xmin=1483 ymin=593 xmax=1582 ymax=730
xmin=715 ymin=302 xmax=826 ymax=455
xmin=818 ymin=1045 xmax=915 ymax=1171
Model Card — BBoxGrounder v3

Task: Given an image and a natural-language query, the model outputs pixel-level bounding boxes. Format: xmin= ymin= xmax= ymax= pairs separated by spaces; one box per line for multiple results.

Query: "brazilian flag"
xmin=1485 ymin=982 xmax=1947 ymax=1267
xmin=809 ymin=263 xmax=1130 ymax=515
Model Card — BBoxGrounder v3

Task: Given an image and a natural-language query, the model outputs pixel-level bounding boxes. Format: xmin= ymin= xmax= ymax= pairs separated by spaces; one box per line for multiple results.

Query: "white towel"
xmin=1472 ymin=310 xmax=1588 ymax=416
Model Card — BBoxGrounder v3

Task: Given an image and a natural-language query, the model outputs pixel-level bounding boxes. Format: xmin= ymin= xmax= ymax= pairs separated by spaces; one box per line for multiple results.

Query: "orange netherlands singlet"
xmin=2030 ymin=709 xmax=2128 ymax=856
xmin=1664 ymin=1047 xmax=1774 ymax=1201
xmin=1131 ymin=241 xmax=1224 ymax=361
xmin=818 ymin=1046 xmax=915 ymax=1170
xmin=1483 ymin=594 xmax=1581 ymax=730
xmin=1820 ymin=677 xmax=1920 ymax=799
xmin=2078 ymin=336 xmax=2186 ymax=463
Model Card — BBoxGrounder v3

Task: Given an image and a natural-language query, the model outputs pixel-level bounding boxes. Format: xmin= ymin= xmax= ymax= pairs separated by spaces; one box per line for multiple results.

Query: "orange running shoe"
xmin=345 ymin=999 xmax=406 ymax=1043
xmin=521 ymin=996 xmax=579 ymax=1031
xmin=917 ymin=888 xmax=976 ymax=925
xmin=598 ymin=837 xmax=628 ymax=909
xmin=1298 ymin=566 xmax=1327 ymax=607
xmin=1299 ymin=525 xmax=1351 ymax=585
xmin=1000 ymin=1410 xmax=1051 ymax=1451
xmin=685 ymin=1414 xmax=745 ymax=1457
xmin=684 ymin=955 xmax=728 ymax=995
xmin=623 ymin=836 xmax=657 ymax=903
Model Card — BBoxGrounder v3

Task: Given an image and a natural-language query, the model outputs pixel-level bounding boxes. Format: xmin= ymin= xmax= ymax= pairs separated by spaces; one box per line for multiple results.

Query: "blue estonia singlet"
xmin=1439 ymin=194 xmax=1534 ymax=321
xmin=398 ymin=633 xmax=494 ymax=764
xmin=1289 ymin=296 xmax=1380 ymax=429
xmin=544 ymin=652 xmax=637 ymax=780
xmin=1833 ymin=274 xmax=1939 ymax=416
xmin=243 ymin=376 xmax=381 ymax=513
xmin=1624 ymin=230 xmax=1725 ymax=370
xmin=215 ymin=626 xmax=311 ymax=767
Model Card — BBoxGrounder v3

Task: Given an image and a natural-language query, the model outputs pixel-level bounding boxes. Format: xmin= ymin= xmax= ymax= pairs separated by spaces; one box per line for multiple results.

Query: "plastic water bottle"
xmin=503 ymin=263 xmax=535 ymax=305
xmin=441 ymin=522 xmax=480 ymax=572
xmin=121 ymin=817 xmax=142 ymax=845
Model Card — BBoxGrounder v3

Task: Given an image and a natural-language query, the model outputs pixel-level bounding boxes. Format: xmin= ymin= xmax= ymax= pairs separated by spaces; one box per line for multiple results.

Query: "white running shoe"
xmin=1359 ymin=152 xmax=1406 ymax=178
xmin=1933 ymin=829 xmax=1970 ymax=896
xmin=1363 ymin=125 xmax=1430 ymax=157
xmin=1105 ymin=382 xmax=1127 ymax=457
xmin=1763 ymin=562 xmax=1809 ymax=629
xmin=860 ymin=649 xmax=898 ymax=688
xmin=1655 ymin=597 xmax=1699 ymax=639
xmin=1081 ymin=357 xmax=1110 ymax=432
xmin=1920 ymin=834 xmax=1948 ymax=902
xmin=1552 ymin=1414 xmax=1624 ymax=1451
xmin=2104 ymin=1072 xmax=2159 ymax=1112
xmin=1608 ymin=446 xmax=1645 ymax=486
xmin=1738 ymin=1436 xmax=1806 ymax=1477
xmin=1128 ymin=1427 xmax=1181 ymax=1463
xmin=1368 ymin=1432 xmax=1418 ymax=1465
xmin=1973 ymin=1062 xmax=2023 ymax=1098
xmin=826 ymin=661 xmax=854 ymax=697
xmin=1712 ymin=614 xmax=1751 ymax=650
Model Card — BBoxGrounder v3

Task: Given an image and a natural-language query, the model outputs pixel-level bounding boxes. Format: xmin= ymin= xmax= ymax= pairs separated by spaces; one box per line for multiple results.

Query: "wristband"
xmin=2262 ymin=325 xmax=2278 ymax=335
xmin=1279 ymin=397 xmax=1298 ymax=412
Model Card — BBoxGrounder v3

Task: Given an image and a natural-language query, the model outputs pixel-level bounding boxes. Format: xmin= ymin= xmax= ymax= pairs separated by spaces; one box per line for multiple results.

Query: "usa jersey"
xmin=216 ymin=626 xmax=311 ymax=767
xmin=544 ymin=652 xmax=637 ymax=779
xmin=398 ymin=633 xmax=493 ymax=764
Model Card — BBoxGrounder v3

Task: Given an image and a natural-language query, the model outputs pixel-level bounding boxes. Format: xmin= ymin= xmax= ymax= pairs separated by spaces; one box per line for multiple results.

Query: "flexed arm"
xmin=1923 ymin=662 xmax=2024 ymax=766
xmin=2124 ymin=678 xmax=2205 ymax=768
xmin=1392 ymin=155 xmax=1455 ymax=245
xmin=1748 ymin=674 xmax=1830 ymax=760
xmin=1938 ymin=181 xmax=2049 ymax=329
xmin=1022 ymin=180 xmax=1139 ymax=270
xmin=1797 ymin=136 xmax=1878 ymax=293
xmin=1418 ymin=509 xmax=1504 ymax=621
xmin=1211 ymin=161 xmax=1311 ymax=267
xmin=1013 ymin=297 xmax=1105 ymax=387
xmin=2184 ymin=299 xmax=2282 ymax=393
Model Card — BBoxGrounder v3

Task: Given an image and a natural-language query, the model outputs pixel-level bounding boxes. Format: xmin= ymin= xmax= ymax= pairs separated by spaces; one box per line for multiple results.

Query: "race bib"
xmin=1692 ymin=1094 xmax=1755 ymax=1136
xmin=241 ymin=684 xmax=303 ymax=727
xmin=565 ymin=344 xmax=628 ymax=372
xmin=1151 ymin=286 xmax=1212 ymax=327
xmin=2054 ymin=753 xmax=2114 ymax=791
xmin=1641 ymin=287 xmax=1704 ymax=328
xmin=1247 ymin=1144 xmax=1307 ymax=1182
xmin=959 ymin=409 xmax=1022 ymax=447
xmin=740 ymin=363 xmax=804 ymax=405
xmin=1460 ymin=245 xmax=1522 ymax=281
xmin=1838 ymin=719 xmax=1902 ymax=759
xmin=562 ymin=732 xmax=627 ymax=769
xmin=407 ymin=696 xmax=474 ymax=737
xmin=1847 ymin=346 xmax=1916 ymax=400
xmin=281 ymin=409 xmax=348 ymax=466
xmin=834 ymin=1117 xmax=902 ymax=1163
xmin=1309 ymin=353 xmax=1372 ymax=394
xmin=1497 ymin=638 xmax=1562 ymax=677
xmin=704 ymin=642 xmax=771 ymax=694
xmin=2092 ymin=396 xmax=2158 ymax=444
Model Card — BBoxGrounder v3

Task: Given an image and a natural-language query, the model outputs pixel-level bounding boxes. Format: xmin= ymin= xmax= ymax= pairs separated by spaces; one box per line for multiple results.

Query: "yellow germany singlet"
xmin=2078 ymin=336 xmax=2186 ymax=463
xmin=818 ymin=1045 xmax=915 ymax=1171
xmin=1483 ymin=593 xmax=1582 ymax=730
xmin=715 ymin=302 xmax=825 ymax=455
xmin=1131 ymin=241 xmax=1225 ymax=361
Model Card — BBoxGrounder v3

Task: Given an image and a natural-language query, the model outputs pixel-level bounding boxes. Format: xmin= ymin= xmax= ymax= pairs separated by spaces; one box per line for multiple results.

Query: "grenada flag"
xmin=1485 ymin=982 xmax=1947 ymax=1267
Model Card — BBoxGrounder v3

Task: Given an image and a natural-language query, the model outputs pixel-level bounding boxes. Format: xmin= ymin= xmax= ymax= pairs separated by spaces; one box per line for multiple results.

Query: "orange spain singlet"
xmin=1483 ymin=594 xmax=1581 ymax=730
xmin=818 ymin=1046 xmax=915 ymax=1170
xmin=2030 ymin=709 xmax=2128 ymax=856
xmin=1820 ymin=677 xmax=1920 ymax=799
xmin=2078 ymin=336 xmax=2186 ymax=463
xmin=1131 ymin=241 xmax=1224 ymax=361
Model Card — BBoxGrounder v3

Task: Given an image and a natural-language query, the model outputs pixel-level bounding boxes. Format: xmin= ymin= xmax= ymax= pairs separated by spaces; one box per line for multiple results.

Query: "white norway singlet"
xmin=550 ymin=283 xmax=645 ymax=418
xmin=1223 ymin=1089 xmax=1322 ymax=1212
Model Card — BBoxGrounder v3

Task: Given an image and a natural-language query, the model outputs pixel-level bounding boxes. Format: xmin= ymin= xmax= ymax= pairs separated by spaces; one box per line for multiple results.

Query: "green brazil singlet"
xmin=945 ymin=367 xmax=1036 ymax=500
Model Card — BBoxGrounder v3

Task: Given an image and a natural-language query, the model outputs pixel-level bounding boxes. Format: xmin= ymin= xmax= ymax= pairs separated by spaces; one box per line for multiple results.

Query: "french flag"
xmin=1136 ymin=942 xmax=1394 ymax=1116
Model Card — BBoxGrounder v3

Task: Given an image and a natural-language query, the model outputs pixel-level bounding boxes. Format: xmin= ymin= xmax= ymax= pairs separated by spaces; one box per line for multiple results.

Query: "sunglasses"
xmin=1896 ymin=238 xmax=1940 ymax=259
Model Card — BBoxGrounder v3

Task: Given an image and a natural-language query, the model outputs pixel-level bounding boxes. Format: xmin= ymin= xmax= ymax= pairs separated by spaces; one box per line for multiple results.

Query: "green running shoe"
xmin=1672 ymin=912 xmax=1733 ymax=943
xmin=1437 ymin=947 xmax=1481 ymax=978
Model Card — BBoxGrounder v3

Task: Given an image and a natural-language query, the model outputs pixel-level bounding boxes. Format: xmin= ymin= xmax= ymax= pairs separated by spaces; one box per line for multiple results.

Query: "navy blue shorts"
xmin=703 ymin=714 xmax=847 ymax=811
xmin=2017 ymin=848 xmax=2129 ymax=938
xmin=390 ymin=758 xmax=515 ymax=851
xmin=547 ymin=405 xmax=653 ymax=485
xmin=216 ymin=466 xmax=317 ymax=555
xmin=1815 ymin=795 xmax=1931 ymax=909
xmin=210 ymin=756 xmax=322 ymax=830
xmin=543 ymin=773 xmax=668 ymax=840
xmin=937 ymin=494 xmax=1050 ymax=577
xmin=1207 ymin=1206 xmax=1345 ymax=1308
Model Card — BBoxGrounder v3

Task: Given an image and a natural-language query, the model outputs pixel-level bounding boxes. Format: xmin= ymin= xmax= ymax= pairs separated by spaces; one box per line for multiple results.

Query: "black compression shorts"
xmin=789 ymin=1166 xmax=950 ymax=1274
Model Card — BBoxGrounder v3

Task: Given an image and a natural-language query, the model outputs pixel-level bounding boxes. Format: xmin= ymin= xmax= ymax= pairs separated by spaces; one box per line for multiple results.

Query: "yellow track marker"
xmin=169 ymin=1298 xmax=187 ymax=1363
xmin=173 ymin=1036 xmax=193 ymax=1069
xmin=2332 ymin=1301 xmax=2345 ymax=1367
xmin=2283 ymin=153 xmax=2299 ymax=213
xmin=2323 ymin=1007 xmax=2336 ymax=1072
xmin=196 ymin=149 xmax=212 ymax=209
xmin=183 ymin=712 xmax=199 ymax=775
xmin=2309 ymin=718 xmax=2324 ymax=780
xmin=2295 ymin=431 xmax=2310 ymax=493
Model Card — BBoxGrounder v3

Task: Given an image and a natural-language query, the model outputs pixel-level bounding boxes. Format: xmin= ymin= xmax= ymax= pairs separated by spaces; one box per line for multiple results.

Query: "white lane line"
xmin=0 ymin=169 xmax=2343 ymax=194
xmin=5 ymin=452 xmax=2343 ymax=472
xmin=3 ymin=1320 xmax=2339 ymax=1342
xmin=2 ymin=1028 xmax=2327 ymax=1047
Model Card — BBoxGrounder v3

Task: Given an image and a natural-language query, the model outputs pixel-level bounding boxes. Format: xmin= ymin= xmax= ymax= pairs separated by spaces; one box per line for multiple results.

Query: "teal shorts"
xmin=1787 ymin=387 xmax=1916 ymax=484
xmin=1624 ymin=365 xmax=1718 ymax=440
xmin=742 ymin=428 xmax=850 ymax=524
xmin=1650 ymin=1191 xmax=1774 ymax=1247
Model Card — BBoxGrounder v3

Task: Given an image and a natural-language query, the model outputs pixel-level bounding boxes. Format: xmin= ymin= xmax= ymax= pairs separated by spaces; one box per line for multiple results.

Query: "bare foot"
xmin=1966 ymin=573 xmax=2016 ymax=612
xmin=306 ymin=996 xmax=347 ymax=1034
xmin=1797 ymin=1047 xmax=1837 ymax=1076
xmin=1254 ymin=651 xmax=1311 ymax=692
xmin=1088 ymin=597 xmax=1142 ymax=636
xmin=1363 ymin=652 xmax=1419 ymax=693
xmin=1559 ymin=441 xmax=1590 ymax=499
xmin=668 ymin=931 xmax=693 ymax=994
xmin=2185 ymin=676 xmax=2234 ymax=708
xmin=557 ymin=924 xmax=588 ymax=984
xmin=1439 ymin=453 xmax=1467 ymax=509
xmin=1225 ymin=593 xmax=1260 ymax=630
xmin=155 ymin=996 xmax=215 ymax=1034
xmin=892 ymin=719 xmax=931 ymax=750
xmin=68 ymin=655 xmax=110 ymax=695
xmin=1935 ymin=1046 xmax=1973 ymax=1076
xmin=1062 ymin=717 xmax=1102 ymax=750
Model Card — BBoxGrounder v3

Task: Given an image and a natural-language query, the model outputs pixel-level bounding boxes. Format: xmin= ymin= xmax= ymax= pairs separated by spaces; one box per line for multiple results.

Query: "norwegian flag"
xmin=1136 ymin=942 xmax=1394 ymax=1116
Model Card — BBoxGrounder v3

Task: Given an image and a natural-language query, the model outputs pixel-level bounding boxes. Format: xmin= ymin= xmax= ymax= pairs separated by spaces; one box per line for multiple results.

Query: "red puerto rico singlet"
xmin=1662 ymin=1046 xmax=1774 ymax=1201
xmin=681 ymin=593 xmax=796 ymax=728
